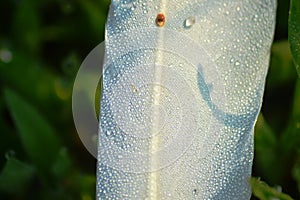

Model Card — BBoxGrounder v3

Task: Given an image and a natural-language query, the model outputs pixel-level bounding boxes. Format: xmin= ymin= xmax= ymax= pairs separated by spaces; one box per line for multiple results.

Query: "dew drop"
xmin=252 ymin=14 xmax=258 ymax=22
xmin=184 ymin=16 xmax=195 ymax=29
xmin=105 ymin=130 xmax=111 ymax=136
xmin=5 ymin=150 xmax=16 ymax=159
xmin=0 ymin=48 xmax=13 ymax=63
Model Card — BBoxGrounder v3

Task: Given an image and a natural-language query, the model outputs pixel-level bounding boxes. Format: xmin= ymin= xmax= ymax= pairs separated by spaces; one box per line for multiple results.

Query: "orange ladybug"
xmin=156 ymin=13 xmax=165 ymax=27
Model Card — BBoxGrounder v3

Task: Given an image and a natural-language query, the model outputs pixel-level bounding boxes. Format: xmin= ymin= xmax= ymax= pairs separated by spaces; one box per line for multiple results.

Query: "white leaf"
xmin=97 ymin=0 xmax=276 ymax=199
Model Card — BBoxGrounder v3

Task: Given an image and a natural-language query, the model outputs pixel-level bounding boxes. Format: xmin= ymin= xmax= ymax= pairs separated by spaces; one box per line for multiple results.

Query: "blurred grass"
xmin=0 ymin=0 xmax=299 ymax=199
xmin=0 ymin=0 xmax=109 ymax=199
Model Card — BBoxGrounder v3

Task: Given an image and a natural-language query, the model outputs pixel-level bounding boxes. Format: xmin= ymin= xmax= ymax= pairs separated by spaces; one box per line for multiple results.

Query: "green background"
xmin=0 ymin=0 xmax=299 ymax=199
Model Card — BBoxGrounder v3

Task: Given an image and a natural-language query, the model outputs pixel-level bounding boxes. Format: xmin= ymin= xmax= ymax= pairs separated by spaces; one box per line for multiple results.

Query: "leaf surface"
xmin=97 ymin=0 xmax=276 ymax=199
xmin=0 ymin=157 xmax=35 ymax=195
xmin=289 ymin=0 xmax=300 ymax=76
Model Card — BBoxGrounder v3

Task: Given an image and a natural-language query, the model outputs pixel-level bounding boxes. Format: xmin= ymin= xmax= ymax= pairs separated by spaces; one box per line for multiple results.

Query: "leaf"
xmin=292 ymin=160 xmax=300 ymax=193
xmin=254 ymin=114 xmax=279 ymax=183
xmin=251 ymin=177 xmax=294 ymax=200
xmin=77 ymin=0 xmax=107 ymax=39
xmin=98 ymin=0 xmax=276 ymax=199
xmin=292 ymin=79 xmax=300 ymax=119
xmin=13 ymin=0 xmax=41 ymax=55
xmin=268 ymin=41 xmax=297 ymax=87
xmin=262 ymin=42 xmax=298 ymax=135
xmin=76 ymin=175 xmax=96 ymax=199
xmin=4 ymin=88 xmax=62 ymax=181
xmin=0 ymin=50 xmax=60 ymax=114
xmin=279 ymin=79 xmax=300 ymax=155
xmin=289 ymin=0 xmax=300 ymax=76
xmin=51 ymin=147 xmax=72 ymax=181
xmin=0 ymin=157 xmax=35 ymax=195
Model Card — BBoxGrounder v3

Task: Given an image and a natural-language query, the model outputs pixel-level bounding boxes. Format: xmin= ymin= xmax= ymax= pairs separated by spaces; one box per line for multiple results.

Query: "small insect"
xmin=156 ymin=13 xmax=165 ymax=27
xmin=130 ymin=84 xmax=138 ymax=93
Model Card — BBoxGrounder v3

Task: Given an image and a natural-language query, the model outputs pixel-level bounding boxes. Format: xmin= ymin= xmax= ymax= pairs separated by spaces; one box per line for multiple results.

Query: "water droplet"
xmin=0 ymin=48 xmax=13 ymax=63
xmin=5 ymin=150 xmax=16 ymax=159
xmin=156 ymin=13 xmax=165 ymax=27
xmin=105 ymin=130 xmax=111 ymax=136
xmin=235 ymin=61 xmax=240 ymax=66
xmin=225 ymin=11 xmax=230 ymax=15
xmin=184 ymin=16 xmax=195 ymax=29
xmin=252 ymin=14 xmax=258 ymax=22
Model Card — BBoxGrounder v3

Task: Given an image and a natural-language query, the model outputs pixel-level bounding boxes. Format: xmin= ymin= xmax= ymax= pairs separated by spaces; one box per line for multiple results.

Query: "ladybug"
xmin=156 ymin=13 xmax=165 ymax=27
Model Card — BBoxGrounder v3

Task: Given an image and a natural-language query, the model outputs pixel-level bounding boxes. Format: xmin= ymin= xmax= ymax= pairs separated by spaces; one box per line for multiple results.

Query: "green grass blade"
xmin=251 ymin=177 xmax=294 ymax=200
xmin=0 ymin=157 xmax=35 ymax=195
xmin=288 ymin=0 xmax=300 ymax=76
xmin=4 ymin=88 xmax=62 ymax=181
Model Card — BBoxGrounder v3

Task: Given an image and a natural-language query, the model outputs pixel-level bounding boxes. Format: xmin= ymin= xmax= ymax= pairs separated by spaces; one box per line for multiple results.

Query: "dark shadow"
xmin=197 ymin=64 xmax=260 ymax=128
